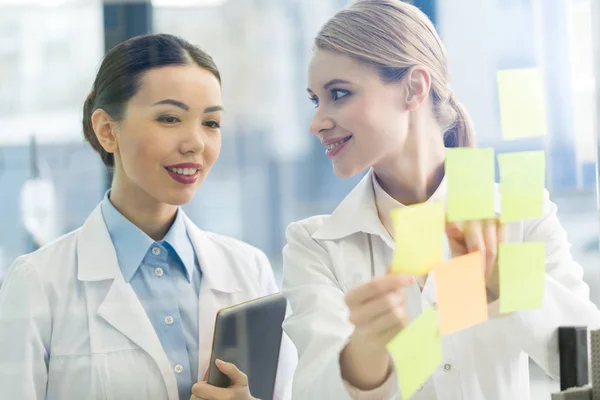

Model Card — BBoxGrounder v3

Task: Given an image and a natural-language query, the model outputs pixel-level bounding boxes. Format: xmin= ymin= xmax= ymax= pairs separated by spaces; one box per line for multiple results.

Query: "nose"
xmin=180 ymin=126 xmax=206 ymax=155
xmin=309 ymin=107 xmax=335 ymax=136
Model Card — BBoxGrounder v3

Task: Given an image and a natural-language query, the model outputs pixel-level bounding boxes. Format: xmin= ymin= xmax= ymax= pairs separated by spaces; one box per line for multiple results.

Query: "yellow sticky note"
xmin=498 ymin=151 xmax=545 ymax=223
xmin=387 ymin=307 xmax=441 ymax=399
xmin=497 ymin=68 xmax=548 ymax=140
xmin=390 ymin=201 xmax=444 ymax=275
xmin=499 ymin=242 xmax=546 ymax=313
xmin=434 ymin=251 xmax=489 ymax=335
xmin=446 ymin=148 xmax=496 ymax=222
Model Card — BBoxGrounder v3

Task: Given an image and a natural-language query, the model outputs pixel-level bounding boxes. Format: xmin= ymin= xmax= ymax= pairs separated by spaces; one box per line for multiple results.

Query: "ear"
xmin=91 ymin=109 xmax=119 ymax=155
xmin=404 ymin=66 xmax=432 ymax=112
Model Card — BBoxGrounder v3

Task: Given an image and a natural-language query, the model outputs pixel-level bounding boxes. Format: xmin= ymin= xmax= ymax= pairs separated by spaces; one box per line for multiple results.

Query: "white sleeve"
xmin=254 ymin=248 xmax=298 ymax=400
xmin=0 ymin=257 xmax=51 ymax=399
xmin=499 ymin=190 xmax=600 ymax=378
xmin=282 ymin=222 xmax=398 ymax=400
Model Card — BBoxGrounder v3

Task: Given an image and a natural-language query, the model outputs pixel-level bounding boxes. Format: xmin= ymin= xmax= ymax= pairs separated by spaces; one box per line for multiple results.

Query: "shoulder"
xmin=11 ymin=229 xmax=81 ymax=281
xmin=1 ymin=228 xmax=81 ymax=298
xmin=285 ymin=215 xmax=331 ymax=240
xmin=203 ymin=230 xmax=269 ymax=264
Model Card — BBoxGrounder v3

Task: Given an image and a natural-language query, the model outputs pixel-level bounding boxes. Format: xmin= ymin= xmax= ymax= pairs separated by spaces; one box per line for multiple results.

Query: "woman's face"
xmin=307 ymin=49 xmax=412 ymax=178
xmin=111 ymin=64 xmax=223 ymax=206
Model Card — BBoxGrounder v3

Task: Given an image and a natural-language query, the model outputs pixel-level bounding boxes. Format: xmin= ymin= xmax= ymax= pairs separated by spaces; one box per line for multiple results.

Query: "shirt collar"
xmin=163 ymin=207 xmax=196 ymax=282
xmin=100 ymin=191 xmax=196 ymax=282
xmin=372 ymin=172 xmax=447 ymax=238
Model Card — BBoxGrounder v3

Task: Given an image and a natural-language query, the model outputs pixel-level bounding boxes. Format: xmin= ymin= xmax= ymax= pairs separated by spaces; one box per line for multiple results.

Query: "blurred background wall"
xmin=0 ymin=1 xmax=598 ymax=396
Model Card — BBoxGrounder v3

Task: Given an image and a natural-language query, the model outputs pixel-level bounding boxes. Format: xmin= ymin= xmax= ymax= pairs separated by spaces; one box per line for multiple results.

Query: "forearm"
xmin=340 ymin=336 xmax=393 ymax=391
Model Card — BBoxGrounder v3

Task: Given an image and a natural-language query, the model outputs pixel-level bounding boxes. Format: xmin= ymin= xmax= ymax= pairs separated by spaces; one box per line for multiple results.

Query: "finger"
xmin=191 ymin=382 xmax=225 ymax=399
xmin=346 ymin=274 xmax=415 ymax=307
xmin=358 ymin=301 xmax=409 ymax=337
xmin=496 ymin=220 xmax=507 ymax=244
xmin=463 ymin=220 xmax=485 ymax=254
xmin=349 ymin=289 xmax=406 ymax=326
xmin=482 ymin=219 xmax=498 ymax=278
xmin=203 ymin=368 xmax=209 ymax=381
xmin=216 ymin=359 xmax=248 ymax=387
xmin=445 ymin=221 xmax=465 ymax=239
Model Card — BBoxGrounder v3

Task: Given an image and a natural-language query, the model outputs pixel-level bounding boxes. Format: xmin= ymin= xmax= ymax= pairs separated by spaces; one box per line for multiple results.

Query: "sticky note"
xmin=434 ymin=251 xmax=489 ymax=335
xmin=446 ymin=148 xmax=496 ymax=222
xmin=390 ymin=201 xmax=444 ymax=275
xmin=498 ymin=151 xmax=545 ymax=223
xmin=499 ymin=242 xmax=546 ymax=313
xmin=497 ymin=68 xmax=548 ymax=140
xmin=387 ymin=307 xmax=441 ymax=399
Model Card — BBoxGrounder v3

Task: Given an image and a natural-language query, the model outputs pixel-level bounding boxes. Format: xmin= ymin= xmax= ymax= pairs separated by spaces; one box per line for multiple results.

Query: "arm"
xmin=502 ymin=190 xmax=600 ymax=378
xmin=282 ymin=222 xmax=399 ymax=400
xmin=0 ymin=257 xmax=51 ymax=399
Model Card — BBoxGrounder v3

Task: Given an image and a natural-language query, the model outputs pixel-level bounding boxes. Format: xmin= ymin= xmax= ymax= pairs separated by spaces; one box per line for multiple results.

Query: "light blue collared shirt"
xmin=101 ymin=192 xmax=201 ymax=400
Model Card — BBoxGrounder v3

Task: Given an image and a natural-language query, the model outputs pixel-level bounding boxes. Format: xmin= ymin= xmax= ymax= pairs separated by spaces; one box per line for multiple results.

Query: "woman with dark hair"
xmin=0 ymin=33 xmax=295 ymax=400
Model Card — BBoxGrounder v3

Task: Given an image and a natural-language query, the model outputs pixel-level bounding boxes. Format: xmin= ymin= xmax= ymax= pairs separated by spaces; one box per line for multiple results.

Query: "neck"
xmin=373 ymin=121 xmax=446 ymax=206
xmin=109 ymin=171 xmax=178 ymax=241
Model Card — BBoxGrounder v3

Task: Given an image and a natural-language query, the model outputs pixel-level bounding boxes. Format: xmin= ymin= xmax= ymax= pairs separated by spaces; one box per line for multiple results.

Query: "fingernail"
xmin=216 ymin=359 xmax=225 ymax=366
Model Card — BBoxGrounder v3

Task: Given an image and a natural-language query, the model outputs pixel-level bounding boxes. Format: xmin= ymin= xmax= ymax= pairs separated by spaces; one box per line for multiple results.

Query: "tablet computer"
xmin=207 ymin=293 xmax=287 ymax=400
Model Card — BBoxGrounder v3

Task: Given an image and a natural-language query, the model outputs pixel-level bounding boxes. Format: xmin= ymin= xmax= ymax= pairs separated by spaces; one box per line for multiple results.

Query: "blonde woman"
xmin=282 ymin=1 xmax=600 ymax=399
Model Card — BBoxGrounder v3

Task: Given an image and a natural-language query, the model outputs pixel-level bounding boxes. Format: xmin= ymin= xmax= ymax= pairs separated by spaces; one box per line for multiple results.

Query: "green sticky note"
xmin=390 ymin=201 xmax=444 ymax=275
xmin=498 ymin=151 xmax=545 ymax=223
xmin=499 ymin=242 xmax=546 ymax=313
xmin=387 ymin=307 xmax=441 ymax=399
xmin=497 ymin=68 xmax=548 ymax=140
xmin=446 ymin=148 xmax=496 ymax=222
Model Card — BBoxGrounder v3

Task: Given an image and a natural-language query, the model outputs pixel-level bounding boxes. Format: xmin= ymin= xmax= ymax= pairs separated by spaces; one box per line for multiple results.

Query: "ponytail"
xmin=443 ymin=96 xmax=476 ymax=148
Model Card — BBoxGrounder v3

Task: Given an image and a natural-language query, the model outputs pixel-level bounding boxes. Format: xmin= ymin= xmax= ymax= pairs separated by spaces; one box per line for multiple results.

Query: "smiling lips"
xmin=322 ymin=135 xmax=353 ymax=158
xmin=164 ymin=162 xmax=202 ymax=184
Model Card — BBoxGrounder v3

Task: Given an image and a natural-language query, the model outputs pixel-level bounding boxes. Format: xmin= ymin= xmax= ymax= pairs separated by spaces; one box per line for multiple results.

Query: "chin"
xmin=157 ymin=189 xmax=196 ymax=207
xmin=333 ymin=163 xmax=365 ymax=179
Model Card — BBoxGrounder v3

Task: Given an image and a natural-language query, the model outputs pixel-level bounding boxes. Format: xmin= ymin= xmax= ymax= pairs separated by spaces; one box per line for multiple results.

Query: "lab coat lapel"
xmin=184 ymin=217 xmax=243 ymax=381
xmin=312 ymin=169 xmax=393 ymax=247
xmin=77 ymin=205 xmax=179 ymax=400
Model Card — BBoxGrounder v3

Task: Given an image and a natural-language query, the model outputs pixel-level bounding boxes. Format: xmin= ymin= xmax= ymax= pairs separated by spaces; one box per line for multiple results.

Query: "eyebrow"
xmin=203 ymin=105 xmax=224 ymax=113
xmin=152 ymin=99 xmax=224 ymax=113
xmin=307 ymin=79 xmax=352 ymax=94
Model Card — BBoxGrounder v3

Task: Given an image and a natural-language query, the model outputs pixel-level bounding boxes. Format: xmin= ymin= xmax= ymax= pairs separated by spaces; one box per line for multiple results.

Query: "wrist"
xmin=340 ymin=335 xmax=392 ymax=390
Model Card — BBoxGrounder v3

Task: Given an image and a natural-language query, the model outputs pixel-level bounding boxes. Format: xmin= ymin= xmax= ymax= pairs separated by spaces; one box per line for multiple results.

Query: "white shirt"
xmin=0 ymin=205 xmax=297 ymax=400
xmin=282 ymin=168 xmax=600 ymax=400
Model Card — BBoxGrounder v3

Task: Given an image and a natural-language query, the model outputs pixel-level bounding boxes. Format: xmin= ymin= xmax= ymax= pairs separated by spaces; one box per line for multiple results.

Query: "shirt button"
xmin=164 ymin=316 xmax=174 ymax=325
xmin=418 ymin=385 xmax=424 ymax=391
xmin=151 ymin=247 xmax=161 ymax=256
xmin=174 ymin=364 xmax=184 ymax=374
xmin=154 ymin=267 xmax=164 ymax=277
xmin=444 ymin=363 xmax=452 ymax=372
xmin=433 ymin=302 xmax=438 ymax=309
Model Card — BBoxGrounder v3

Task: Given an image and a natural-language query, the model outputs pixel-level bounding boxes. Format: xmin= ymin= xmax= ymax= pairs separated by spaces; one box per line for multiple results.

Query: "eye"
xmin=204 ymin=120 xmax=221 ymax=129
xmin=331 ymin=89 xmax=350 ymax=101
xmin=157 ymin=115 xmax=180 ymax=124
xmin=309 ymin=96 xmax=319 ymax=108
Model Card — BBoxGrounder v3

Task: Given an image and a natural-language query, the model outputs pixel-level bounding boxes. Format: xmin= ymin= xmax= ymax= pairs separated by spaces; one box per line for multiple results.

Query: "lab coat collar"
xmin=77 ymin=204 xmax=123 ymax=282
xmin=77 ymin=205 xmax=179 ymax=400
xmin=311 ymin=168 xmax=502 ymax=244
xmin=183 ymin=215 xmax=242 ymax=294
xmin=77 ymin=204 xmax=241 ymax=293
xmin=312 ymin=169 xmax=392 ymax=244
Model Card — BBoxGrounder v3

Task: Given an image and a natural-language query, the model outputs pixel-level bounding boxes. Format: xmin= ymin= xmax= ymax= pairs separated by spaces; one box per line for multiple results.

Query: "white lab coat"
xmin=0 ymin=205 xmax=296 ymax=400
xmin=282 ymin=169 xmax=600 ymax=400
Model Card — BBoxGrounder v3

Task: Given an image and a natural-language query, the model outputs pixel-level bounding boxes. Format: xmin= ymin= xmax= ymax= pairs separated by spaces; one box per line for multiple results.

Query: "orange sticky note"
xmin=434 ymin=251 xmax=489 ymax=335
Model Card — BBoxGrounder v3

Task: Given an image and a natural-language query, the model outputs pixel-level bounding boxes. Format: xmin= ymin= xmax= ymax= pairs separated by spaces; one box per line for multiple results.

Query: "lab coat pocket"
xmin=46 ymin=353 xmax=108 ymax=400
xmin=101 ymin=349 xmax=168 ymax=400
